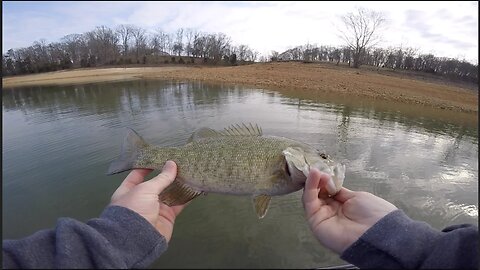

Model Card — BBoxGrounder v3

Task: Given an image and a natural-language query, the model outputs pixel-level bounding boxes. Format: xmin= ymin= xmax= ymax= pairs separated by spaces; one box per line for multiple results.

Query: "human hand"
xmin=302 ymin=168 xmax=398 ymax=254
xmin=110 ymin=160 xmax=186 ymax=242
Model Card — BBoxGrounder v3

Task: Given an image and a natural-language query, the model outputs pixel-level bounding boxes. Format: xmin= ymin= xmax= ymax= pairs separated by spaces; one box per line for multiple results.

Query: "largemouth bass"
xmin=107 ymin=123 xmax=345 ymax=218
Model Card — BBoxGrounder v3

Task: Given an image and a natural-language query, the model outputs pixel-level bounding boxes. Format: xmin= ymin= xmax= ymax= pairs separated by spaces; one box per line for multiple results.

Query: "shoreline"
xmin=2 ymin=62 xmax=478 ymax=115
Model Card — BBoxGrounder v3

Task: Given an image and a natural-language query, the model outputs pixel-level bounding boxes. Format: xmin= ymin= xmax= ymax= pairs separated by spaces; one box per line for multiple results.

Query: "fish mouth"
xmin=308 ymin=161 xmax=345 ymax=195
xmin=284 ymin=160 xmax=291 ymax=177
xmin=330 ymin=163 xmax=346 ymax=194
xmin=282 ymin=147 xmax=345 ymax=194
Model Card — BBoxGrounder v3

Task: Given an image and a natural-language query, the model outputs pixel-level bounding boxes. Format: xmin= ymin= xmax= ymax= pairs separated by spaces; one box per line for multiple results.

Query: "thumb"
xmin=144 ymin=160 xmax=177 ymax=193
xmin=333 ymin=187 xmax=356 ymax=203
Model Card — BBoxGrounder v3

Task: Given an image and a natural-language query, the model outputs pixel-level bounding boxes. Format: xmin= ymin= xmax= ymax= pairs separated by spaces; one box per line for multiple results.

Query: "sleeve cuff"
xmin=340 ymin=209 xmax=442 ymax=269
xmin=96 ymin=205 xmax=168 ymax=268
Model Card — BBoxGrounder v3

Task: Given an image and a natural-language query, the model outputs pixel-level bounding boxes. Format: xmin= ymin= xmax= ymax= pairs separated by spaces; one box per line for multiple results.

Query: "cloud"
xmin=401 ymin=7 xmax=477 ymax=61
xmin=112 ymin=1 xmax=343 ymax=55
xmin=2 ymin=1 xmax=136 ymax=49
xmin=405 ymin=9 xmax=474 ymax=49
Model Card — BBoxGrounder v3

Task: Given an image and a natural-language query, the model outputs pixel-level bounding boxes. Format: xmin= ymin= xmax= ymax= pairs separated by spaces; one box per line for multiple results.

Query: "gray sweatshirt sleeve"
xmin=3 ymin=205 xmax=168 ymax=269
xmin=340 ymin=209 xmax=479 ymax=269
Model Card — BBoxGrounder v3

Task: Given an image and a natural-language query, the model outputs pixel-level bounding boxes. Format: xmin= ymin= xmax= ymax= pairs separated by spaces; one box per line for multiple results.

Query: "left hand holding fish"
xmin=110 ymin=160 xmax=187 ymax=242
xmin=302 ymin=168 xmax=397 ymax=254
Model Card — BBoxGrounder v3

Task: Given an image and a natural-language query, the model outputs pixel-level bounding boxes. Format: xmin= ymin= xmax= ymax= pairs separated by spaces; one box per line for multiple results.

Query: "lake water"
xmin=2 ymin=80 xmax=478 ymax=268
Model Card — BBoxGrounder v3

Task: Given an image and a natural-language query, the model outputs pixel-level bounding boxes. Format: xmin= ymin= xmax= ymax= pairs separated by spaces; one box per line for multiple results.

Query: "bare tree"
xmin=193 ymin=32 xmax=206 ymax=58
xmin=60 ymin=34 xmax=84 ymax=66
xmin=166 ymin=33 xmax=174 ymax=55
xmin=403 ymin=47 xmax=418 ymax=70
xmin=150 ymin=34 xmax=160 ymax=57
xmin=31 ymin=39 xmax=49 ymax=71
xmin=184 ymin=28 xmax=196 ymax=57
xmin=154 ymin=29 xmax=170 ymax=55
xmin=116 ymin=24 xmax=134 ymax=58
xmin=339 ymin=7 xmax=386 ymax=68
xmin=269 ymin=50 xmax=279 ymax=61
xmin=3 ymin=49 xmax=16 ymax=75
xmin=86 ymin=26 xmax=119 ymax=65
xmin=173 ymin=28 xmax=184 ymax=56
xmin=237 ymin=44 xmax=248 ymax=61
xmin=250 ymin=50 xmax=259 ymax=62
xmin=331 ymin=48 xmax=341 ymax=65
xmin=303 ymin=43 xmax=315 ymax=62
xmin=131 ymin=26 xmax=147 ymax=62
xmin=204 ymin=33 xmax=231 ymax=62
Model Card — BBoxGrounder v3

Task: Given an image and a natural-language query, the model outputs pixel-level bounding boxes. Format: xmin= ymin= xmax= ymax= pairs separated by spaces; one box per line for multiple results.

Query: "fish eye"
xmin=319 ymin=153 xmax=328 ymax=159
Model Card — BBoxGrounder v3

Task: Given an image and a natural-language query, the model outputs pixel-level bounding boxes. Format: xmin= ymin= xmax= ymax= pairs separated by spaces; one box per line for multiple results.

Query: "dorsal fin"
xmin=222 ymin=123 xmax=263 ymax=136
xmin=187 ymin=123 xmax=263 ymax=143
xmin=187 ymin=127 xmax=223 ymax=143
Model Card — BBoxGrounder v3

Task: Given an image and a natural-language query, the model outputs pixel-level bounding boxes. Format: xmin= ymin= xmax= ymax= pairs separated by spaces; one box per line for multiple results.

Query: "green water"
xmin=2 ymin=80 xmax=478 ymax=268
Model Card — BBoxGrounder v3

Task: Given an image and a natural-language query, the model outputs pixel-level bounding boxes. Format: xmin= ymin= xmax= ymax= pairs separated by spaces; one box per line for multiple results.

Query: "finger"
xmin=170 ymin=202 xmax=188 ymax=216
xmin=143 ymin=160 xmax=177 ymax=193
xmin=333 ymin=187 xmax=356 ymax=203
xmin=158 ymin=203 xmax=187 ymax=223
xmin=303 ymin=169 xmax=332 ymax=213
xmin=303 ymin=169 xmax=332 ymax=204
xmin=303 ymin=168 xmax=322 ymax=203
xmin=113 ymin=169 xmax=153 ymax=197
xmin=158 ymin=203 xmax=177 ymax=225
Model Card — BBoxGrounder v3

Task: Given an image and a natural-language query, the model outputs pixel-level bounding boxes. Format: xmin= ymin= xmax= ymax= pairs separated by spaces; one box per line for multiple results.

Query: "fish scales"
xmin=135 ymin=136 xmax=296 ymax=195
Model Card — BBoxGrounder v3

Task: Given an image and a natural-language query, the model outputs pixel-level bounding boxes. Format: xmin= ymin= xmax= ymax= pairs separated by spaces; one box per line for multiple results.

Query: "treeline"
xmin=2 ymin=24 xmax=478 ymax=85
xmin=2 ymin=25 xmax=260 ymax=76
xmin=271 ymin=45 xmax=478 ymax=84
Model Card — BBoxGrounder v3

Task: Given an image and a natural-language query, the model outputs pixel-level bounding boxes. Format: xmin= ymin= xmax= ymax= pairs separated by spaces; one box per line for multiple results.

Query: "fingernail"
xmin=162 ymin=160 xmax=173 ymax=170
xmin=165 ymin=160 xmax=178 ymax=170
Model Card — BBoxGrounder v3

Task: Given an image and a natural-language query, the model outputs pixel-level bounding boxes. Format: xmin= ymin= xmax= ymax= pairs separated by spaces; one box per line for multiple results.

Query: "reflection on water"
xmin=2 ymin=80 xmax=478 ymax=268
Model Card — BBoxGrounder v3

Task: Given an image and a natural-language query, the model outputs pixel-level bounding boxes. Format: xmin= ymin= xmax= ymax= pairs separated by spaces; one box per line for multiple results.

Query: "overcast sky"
xmin=2 ymin=1 xmax=478 ymax=64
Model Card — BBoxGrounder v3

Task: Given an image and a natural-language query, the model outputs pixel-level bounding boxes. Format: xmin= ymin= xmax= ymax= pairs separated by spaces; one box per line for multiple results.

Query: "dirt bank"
xmin=2 ymin=67 xmax=187 ymax=88
xmin=2 ymin=62 xmax=478 ymax=114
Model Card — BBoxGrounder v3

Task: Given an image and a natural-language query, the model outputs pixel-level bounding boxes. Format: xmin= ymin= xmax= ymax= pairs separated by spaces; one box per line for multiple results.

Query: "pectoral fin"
xmin=253 ymin=194 xmax=271 ymax=219
xmin=158 ymin=179 xmax=203 ymax=206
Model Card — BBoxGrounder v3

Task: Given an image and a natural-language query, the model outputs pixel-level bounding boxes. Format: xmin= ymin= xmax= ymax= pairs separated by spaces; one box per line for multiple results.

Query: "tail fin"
xmin=107 ymin=128 xmax=149 ymax=175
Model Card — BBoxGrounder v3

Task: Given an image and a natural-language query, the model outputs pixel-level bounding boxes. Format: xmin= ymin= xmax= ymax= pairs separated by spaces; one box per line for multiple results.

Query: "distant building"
xmin=278 ymin=51 xmax=293 ymax=61
xmin=150 ymin=50 xmax=170 ymax=56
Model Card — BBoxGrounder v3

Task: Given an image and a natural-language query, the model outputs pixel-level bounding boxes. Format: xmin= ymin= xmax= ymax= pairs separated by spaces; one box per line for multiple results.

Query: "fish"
xmin=107 ymin=123 xmax=346 ymax=218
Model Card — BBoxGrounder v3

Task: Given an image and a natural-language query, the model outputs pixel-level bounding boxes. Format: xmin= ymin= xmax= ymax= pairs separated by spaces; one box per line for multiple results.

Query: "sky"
xmin=2 ymin=1 xmax=478 ymax=64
